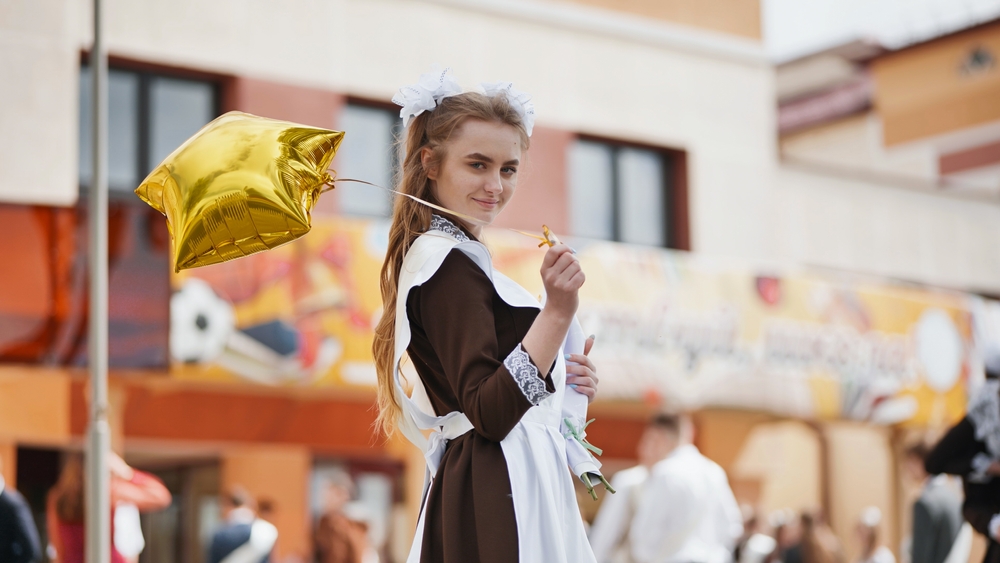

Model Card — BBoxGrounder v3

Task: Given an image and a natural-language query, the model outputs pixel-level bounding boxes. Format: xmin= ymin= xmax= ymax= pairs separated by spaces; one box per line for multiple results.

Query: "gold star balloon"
xmin=135 ymin=111 xmax=344 ymax=271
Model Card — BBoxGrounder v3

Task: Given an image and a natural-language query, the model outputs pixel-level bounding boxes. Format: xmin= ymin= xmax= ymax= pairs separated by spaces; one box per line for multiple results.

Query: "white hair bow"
xmin=391 ymin=66 xmax=463 ymax=128
xmin=479 ymin=81 xmax=536 ymax=136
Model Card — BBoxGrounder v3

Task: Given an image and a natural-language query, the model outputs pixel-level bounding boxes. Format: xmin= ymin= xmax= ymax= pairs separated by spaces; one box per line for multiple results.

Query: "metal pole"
xmin=86 ymin=0 xmax=111 ymax=561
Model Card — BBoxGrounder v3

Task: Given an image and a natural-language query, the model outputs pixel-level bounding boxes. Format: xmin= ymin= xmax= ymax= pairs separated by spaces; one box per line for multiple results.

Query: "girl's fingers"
xmin=550 ymin=251 xmax=579 ymax=278
xmin=542 ymin=244 xmax=573 ymax=269
xmin=567 ymin=375 xmax=597 ymax=400
xmin=565 ymin=367 xmax=596 ymax=385
xmin=565 ymin=354 xmax=596 ymax=372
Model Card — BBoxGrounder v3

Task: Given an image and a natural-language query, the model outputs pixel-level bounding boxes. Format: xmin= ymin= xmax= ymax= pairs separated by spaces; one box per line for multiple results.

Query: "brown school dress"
xmin=405 ymin=232 xmax=555 ymax=563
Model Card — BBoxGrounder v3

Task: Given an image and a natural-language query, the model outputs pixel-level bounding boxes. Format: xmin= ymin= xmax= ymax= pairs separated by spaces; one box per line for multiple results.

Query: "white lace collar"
xmin=968 ymin=379 xmax=1000 ymax=458
xmin=429 ymin=214 xmax=472 ymax=243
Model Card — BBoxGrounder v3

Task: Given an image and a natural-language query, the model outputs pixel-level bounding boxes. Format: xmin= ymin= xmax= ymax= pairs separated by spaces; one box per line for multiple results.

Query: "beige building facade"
xmin=2 ymin=1 xmax=999 ymax=562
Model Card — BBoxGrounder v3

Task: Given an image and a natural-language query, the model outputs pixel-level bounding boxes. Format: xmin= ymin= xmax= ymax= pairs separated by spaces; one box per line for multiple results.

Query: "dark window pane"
xmin=617 ymin=147 xmax=665 ymax=246
xmin=148 ymin=77 xmax=215 ymax=172
xmin=568 ymin=140 xmax=614 ymax=240
xmin=79 ymin=68 xmax=140 ymax=191
xmin=335 ymin=105 xmax=395 ymax=217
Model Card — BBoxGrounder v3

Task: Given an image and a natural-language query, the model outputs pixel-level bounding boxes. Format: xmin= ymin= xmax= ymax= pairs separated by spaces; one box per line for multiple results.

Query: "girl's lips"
xmin=473 ymin=198 xmax=499 ymax=208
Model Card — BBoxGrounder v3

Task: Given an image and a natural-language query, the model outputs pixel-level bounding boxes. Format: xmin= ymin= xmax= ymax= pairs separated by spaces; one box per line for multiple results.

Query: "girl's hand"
xmin=109 ymin=452 xmax=135 ymax=481
xmin=540 ymin=244 xmax=584 ymax=319
xmin=567 ymin=335 xmax=598 ymax=403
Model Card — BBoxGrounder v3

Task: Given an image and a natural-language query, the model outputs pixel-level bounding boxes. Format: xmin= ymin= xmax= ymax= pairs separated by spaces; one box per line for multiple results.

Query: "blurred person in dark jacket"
xmin=313 ymin=473 xmax=367 ymax=563
xmin=209 ymin=486 xmax=277 ymax=563
xmin=926 ymin=348 xmax=1000 ymax=563
xmin=0 ymin=452 xmax=42 ymax=563
xmin=903 ymin=441 xmax=964 ymax=563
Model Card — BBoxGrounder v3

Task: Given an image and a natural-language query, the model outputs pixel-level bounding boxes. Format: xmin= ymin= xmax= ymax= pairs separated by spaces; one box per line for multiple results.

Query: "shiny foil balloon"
xmin=135 ymin=111 xmax=344 ymax=271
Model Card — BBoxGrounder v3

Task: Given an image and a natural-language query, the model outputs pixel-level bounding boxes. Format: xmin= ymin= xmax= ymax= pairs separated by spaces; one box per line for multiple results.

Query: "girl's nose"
xmin=484 ymin=174 xmax=503 ymax=195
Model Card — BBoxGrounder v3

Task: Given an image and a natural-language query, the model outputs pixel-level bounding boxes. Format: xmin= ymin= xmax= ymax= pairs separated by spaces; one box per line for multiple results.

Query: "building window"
xmin=334 ymin=102 xmax=401 ymax=217
xmin=69 ymin=62 xmax=219 ymax=369
xmin=79 ymin=65 xmax=218 ymax=193
xmin=333 ymin=103 xmax=399 ymax=218
xmin=568 ymin=138 xmax=686 ymax=249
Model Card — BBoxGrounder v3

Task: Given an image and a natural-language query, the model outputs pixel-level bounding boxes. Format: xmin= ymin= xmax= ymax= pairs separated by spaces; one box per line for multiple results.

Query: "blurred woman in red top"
xmin=46 ymin=452 xmax=171 ymax=563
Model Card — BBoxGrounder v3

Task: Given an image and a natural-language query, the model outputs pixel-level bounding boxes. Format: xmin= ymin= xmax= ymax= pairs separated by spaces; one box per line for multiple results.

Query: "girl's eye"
xmin=502 ymin=167 xmax=517 ymax=174
xmin=471 ymin=162 xmax=486 ymax=169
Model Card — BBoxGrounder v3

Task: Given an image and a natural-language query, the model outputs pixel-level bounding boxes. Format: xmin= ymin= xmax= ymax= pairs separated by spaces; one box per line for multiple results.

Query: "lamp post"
xmin=86 ymin=0 xmax=111 ymax=561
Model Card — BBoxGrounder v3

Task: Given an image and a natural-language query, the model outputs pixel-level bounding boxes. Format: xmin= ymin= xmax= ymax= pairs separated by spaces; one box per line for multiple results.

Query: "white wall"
xmin=0 ymin=0 xmax=81 ymax=206
xmin=6 ymin=0 xmax=994 ymax=292
xmin=775 ymin=165 xmax=1000 ymax=293
xmin=5 ymin=0 xmax=777 ymax=262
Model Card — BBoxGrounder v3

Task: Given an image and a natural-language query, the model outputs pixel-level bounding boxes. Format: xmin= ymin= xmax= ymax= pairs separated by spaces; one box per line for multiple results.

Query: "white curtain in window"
xmin=568 ymin=140 xmax=614 ymax=240
xmin=149 ymin=77 xmax=215 ymax=173
xmin=79 ymin=69 xmax=140 ymax=191
xmin=335 ymin=105 xmax=394 ymax=217
xmin=617 ymin=147 xmax=665 ymax=247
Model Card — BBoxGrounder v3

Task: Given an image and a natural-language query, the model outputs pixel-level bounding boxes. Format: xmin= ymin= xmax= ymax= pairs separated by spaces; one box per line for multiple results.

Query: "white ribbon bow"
xmin=423 ymin=412 xmax=475 ymax=477
xmin=392 ymin=66 xmax=463 ymax=128
xmin=479 ymin=81 xmax=536 ymax=136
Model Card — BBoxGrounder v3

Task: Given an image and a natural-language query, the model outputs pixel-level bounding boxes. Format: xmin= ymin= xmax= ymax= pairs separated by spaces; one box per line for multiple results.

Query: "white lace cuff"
xmin=503 ymin=343 xmax=552 ymax=406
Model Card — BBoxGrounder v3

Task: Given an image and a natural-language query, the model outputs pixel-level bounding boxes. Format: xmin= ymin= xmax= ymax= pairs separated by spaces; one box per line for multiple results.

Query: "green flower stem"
xmin=563 ymin=418 xmax=603 ymax=456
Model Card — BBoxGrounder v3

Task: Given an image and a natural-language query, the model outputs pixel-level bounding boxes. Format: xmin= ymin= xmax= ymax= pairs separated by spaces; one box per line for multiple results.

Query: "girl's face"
xmin=424 ymin=118 xmax=523 ymax=237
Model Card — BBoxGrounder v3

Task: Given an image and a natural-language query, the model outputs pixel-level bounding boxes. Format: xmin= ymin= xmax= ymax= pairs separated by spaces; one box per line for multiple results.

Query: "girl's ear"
xmin=420 ymin=147 xmax=437 ymax=180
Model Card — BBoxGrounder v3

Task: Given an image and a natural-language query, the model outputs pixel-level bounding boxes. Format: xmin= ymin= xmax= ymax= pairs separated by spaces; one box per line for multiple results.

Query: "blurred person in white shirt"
xmin=589 ymin=414 xmax=687 ymax=563
xmin=629 ymin=413 xmax=744 ymax=563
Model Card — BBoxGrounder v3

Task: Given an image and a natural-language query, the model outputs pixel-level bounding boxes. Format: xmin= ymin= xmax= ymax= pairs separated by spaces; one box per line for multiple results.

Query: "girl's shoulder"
xmin=404 ymin=228 xmax=492 ymax=282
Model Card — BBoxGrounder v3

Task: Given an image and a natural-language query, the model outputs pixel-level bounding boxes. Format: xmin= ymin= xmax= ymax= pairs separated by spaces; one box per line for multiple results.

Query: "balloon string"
xmin=323 ymin=177 xmax=558 ymax=247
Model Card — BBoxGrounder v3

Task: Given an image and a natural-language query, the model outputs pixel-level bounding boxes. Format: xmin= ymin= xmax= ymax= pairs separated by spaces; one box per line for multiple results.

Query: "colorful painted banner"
xmin=170 ymin=216 xmax=987 ymax=426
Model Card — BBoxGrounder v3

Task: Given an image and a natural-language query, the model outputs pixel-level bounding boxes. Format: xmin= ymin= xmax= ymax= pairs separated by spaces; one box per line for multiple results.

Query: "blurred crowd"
xmin=585 ymin=412 xmax=988 ymax=563
xmin=3 ymin=362 xmax=999 ymax=563
xmin=0 ymin=452 xmax=381 ymax=563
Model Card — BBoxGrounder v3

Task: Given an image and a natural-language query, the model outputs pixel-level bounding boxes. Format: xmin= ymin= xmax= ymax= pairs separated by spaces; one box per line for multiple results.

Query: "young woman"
xmin=372 ymin=70 xmax=600 ymax=563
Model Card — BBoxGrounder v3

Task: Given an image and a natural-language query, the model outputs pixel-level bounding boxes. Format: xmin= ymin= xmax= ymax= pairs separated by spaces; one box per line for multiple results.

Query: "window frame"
xmin=332 ymin=97 xmax=403 ymax=217
xmin=573 ymin=133 xmax=689 ymax=250
xmin=78 ymin=53 xmax=225 ymax=200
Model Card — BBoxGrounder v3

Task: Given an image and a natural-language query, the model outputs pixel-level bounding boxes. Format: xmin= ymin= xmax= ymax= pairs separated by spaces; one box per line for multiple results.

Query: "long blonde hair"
xmin=373 ymin=92 xmax=530 ymax=437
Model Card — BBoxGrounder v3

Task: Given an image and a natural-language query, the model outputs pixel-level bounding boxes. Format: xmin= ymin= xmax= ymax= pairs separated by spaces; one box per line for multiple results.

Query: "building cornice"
xmin=416 ymin=0 xmax=768 ymax=66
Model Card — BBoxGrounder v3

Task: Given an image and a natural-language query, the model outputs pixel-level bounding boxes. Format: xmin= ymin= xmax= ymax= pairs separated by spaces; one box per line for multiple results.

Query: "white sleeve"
xmin=113 ymin=502 xmax=145 ymax=558
xmin=589 ymin=475 xmax=633 ymax=563
xmin=989 ymin=514 xmax=1000 ymax=542
xmin=715 ymin=470 xmax=744 ymax=548
xmin=630 ymin=472 xmax=696 ymax=563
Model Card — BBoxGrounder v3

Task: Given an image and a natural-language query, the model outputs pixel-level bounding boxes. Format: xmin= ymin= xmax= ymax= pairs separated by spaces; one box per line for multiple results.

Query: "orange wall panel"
xmin=554 ymin=0 xmax=761 ymax=39
xmin=222 ymin=445 xmax=312 ymax=562
xmin=119 ymin=383 xmax=382 ymax=455
xmin=583 ymin=414 xmax=647 ymax=461
xmin=0 ymin=367 xmax=71 ymax=444
xmin=872 ymin=22 xmax=1000 ymax=145
xmin=0 ymin=442 xmax=15 ymax=489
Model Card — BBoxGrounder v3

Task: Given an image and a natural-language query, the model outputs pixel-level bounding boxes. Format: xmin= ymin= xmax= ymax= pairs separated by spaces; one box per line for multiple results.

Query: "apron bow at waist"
xmin=423 ymin=407 xmax=561 ymax=476
xmin=424 ymin=413 xmax=474 ymax=476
